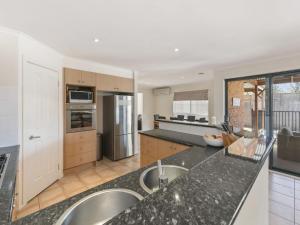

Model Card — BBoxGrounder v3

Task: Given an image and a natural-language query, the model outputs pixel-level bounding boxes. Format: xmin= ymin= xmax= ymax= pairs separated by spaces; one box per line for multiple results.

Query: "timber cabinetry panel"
xmin=140 ymin=134 xmax=189 ymax=167
xmin=81 ymin=71 xmax=96 ymax=86
xmin=140 ymin=135 xmax=158 ymax=167
xmin=96 ymin=74 xmax=133 ymax=93
xmin=96 ymin=74 xmax=116 ymax=91
xmin=64 ymin=68 xmax=96 ymax=86
xmin=64 ymin=130 xmax=97 ymax=169
xmin=64 ymin=68 xmax=82 ymax=85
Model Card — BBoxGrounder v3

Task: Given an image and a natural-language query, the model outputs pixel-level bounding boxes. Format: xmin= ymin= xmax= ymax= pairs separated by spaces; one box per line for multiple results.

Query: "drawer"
xmin=64 ymin=151 xmax=96 ymax=169
xmin=79 ymin=151 xmax=96 ymax=164
xmin=65 ymin=130 xmax=96 ymax=145
xmin=64 ymin=141 xmax=96 ymax=156
xmin=64 ymin=154 xmax=81 ymax=169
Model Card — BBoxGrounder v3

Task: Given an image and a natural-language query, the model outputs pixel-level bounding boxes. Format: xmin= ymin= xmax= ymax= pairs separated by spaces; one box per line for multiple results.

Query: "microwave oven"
xmin=69 ymin=90 xmax=93 ymax=103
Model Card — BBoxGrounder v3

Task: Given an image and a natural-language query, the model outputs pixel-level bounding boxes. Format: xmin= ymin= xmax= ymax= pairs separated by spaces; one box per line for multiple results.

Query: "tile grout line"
xmin=270 ymin=187 xmax=295 ymax=199
xmin=269 ymin=211 xmax=295 ymax=224
xmin=269 ymin=198 xmax=294 ymax=210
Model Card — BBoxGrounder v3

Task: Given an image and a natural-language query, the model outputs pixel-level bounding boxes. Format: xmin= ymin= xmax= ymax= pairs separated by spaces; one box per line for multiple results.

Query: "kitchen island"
xmin=12 ymin=131 xmax=274 ymax=225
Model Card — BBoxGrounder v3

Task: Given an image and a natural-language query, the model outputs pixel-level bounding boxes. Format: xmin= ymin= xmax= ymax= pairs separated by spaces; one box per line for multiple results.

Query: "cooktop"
xmin=0 ymin=153 xmax=10 ymax=188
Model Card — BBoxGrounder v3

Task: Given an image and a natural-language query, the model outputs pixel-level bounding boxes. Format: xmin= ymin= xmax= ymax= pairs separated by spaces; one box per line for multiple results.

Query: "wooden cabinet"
xmin=64 ymin=68 xmax=133 ymax=92
xmin=64 ymin=130 xmax=97 ymax=169
xmin=140 ymin=136 xmax=158 ymax=166
xmin=140 ymin=134 xmax=189 ymax=167
xmin=64 ymin=68 xmax=96 ymax=86
xmin=96 ymin=74 xmax=133 ymax=93
xmin=96 ymin=74 xmax=117 ymax=91
xmin=64 ymin=68 xmax=82 ymax=85
xmin=117 ymin=77 xmax=134 ymax=92
xmin=81 ymin=71 xmax=96 ymax=86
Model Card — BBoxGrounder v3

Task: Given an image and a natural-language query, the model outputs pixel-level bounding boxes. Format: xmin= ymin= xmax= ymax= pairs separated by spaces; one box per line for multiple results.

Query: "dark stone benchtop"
xmin=156 ymin=119 xmax=221 ymax=129
xmin=12 ymin=146 xmax=219 ymax=225
xmin=0 ymin=146 xmax=19 ymax=225
xmin=139 ymin=129 xmax=208 ymax=147
xmin=12 ymin=133 xmax=275 ymax=225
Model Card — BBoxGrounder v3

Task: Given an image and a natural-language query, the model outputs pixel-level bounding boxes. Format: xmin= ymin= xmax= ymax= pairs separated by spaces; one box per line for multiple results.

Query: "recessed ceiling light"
xmin=174 ymin=48 xmax=179 ymax=52
xmin=94 ymin=38 xmax=100 ymax=43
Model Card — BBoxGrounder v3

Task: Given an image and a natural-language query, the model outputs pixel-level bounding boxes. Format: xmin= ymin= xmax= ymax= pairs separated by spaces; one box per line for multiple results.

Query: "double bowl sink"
xmin=55 ymin=164 xmax=188 ymax=225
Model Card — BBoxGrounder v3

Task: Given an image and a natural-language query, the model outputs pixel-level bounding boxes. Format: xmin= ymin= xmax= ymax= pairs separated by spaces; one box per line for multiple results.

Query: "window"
xmin=173 ymin=100 xmax=208 ymax=119
xmin=173 ymin=89 xmax=209 ymax=119
xmin=173 ymin=100 xmax=190 ymax=114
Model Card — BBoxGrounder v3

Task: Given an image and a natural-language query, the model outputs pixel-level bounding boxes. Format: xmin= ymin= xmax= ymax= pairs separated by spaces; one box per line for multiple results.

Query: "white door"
xmin=23 ymin=61 xmax=59 ymax=203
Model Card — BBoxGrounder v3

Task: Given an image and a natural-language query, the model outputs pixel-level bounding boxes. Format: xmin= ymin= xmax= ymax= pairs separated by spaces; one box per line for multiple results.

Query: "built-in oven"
xmin=66 ymin=104 xmax=96 ymax=133
xmin=69 ymin=90 xmax=93 ymax=103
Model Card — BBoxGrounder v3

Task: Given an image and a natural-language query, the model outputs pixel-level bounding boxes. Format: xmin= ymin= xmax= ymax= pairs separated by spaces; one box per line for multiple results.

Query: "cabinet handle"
xmin=29 ymin=135 xmax=41 ymax=140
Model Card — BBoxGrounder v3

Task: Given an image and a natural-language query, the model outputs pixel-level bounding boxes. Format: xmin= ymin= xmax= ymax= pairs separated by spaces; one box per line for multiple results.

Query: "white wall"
xmin=63 ymin=56 xmax=133 ymax=78
xmin=213 ymin=54 xmax=300 ymax=123
xmin=0 ymin=30 xmax=19 ymax=147
xmin=154 ymin=80 xmax=214 ymax=120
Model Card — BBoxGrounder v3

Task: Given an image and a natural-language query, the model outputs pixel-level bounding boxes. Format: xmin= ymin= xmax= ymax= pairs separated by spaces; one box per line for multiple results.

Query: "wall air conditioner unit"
xmin=153 ymin=87 xmax=171 ymax=96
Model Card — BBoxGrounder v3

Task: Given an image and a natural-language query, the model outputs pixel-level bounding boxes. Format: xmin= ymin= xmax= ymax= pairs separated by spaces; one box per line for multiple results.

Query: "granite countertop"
xmin=156 ymin=119 xmax=220 ymax=128
xmin=139 ymin=129 xmax=209 ymax=147
xmin=105 ymin=137 xmax=275 ymax=225
xmin=12 ymin=146 xmax=220 ymax=225
xmin=12 ymin=134 xmax=275 ymax=225
xmin=0 ymin=146 xmax=19 ymax=225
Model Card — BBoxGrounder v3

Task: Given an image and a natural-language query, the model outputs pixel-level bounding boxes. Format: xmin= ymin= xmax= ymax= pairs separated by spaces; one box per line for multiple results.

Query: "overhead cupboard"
xmin=64 ymin=68 xmax=133 ymax=93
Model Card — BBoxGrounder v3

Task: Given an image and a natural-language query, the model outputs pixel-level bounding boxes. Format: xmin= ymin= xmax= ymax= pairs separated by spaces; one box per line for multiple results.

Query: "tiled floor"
xmin=15 ymin=155 xmax=140 ymax=220
xmin=269 ymin=170 xmax=300 ymax=225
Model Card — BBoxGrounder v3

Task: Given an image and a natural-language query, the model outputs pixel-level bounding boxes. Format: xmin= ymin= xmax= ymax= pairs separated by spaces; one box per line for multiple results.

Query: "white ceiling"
xmin=1 ymin=0 xmax=300 ymax=87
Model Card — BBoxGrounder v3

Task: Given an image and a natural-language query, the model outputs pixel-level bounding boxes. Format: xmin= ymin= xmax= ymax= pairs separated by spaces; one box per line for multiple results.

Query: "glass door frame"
xmin=224 ymin=68 xmax=300 ymax=176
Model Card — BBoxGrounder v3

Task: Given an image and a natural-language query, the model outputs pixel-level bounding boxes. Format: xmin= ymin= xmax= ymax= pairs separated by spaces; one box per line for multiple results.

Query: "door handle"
xmin=29 ymin=135 xmax=41 ymax=140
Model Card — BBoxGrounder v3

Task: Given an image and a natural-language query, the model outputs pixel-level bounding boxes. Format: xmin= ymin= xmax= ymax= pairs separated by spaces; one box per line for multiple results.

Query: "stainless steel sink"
xmin=140 ymin=165 xmax=188 ymax=194
xmin=54 ymin=189 xmax=143 ymax=225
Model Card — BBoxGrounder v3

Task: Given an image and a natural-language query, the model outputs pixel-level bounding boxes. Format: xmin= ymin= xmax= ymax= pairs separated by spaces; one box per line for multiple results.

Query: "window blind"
xmin=173 ymin=89 xmax=208 ymax=101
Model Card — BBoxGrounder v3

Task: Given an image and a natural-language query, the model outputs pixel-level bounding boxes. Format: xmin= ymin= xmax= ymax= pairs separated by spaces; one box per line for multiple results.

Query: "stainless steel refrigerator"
xmin=103 ymin=95 xmax=134 ymax=161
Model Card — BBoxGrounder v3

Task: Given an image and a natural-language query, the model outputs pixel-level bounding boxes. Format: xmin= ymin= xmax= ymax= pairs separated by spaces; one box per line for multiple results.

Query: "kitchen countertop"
xmin=139 ymin=129 xmax=209 ymax=147
xmin=105 ymin=136 xmax=275 ymax=225
xmin=12 ymin=145 xmax=220 ymax=225
xmin=156 ymin=119 xmax=220 ymax=128
xmin=12 ymin=132 xmax=275 ymax=225
xmin=0 ymin=145 xmax=19 ymax=225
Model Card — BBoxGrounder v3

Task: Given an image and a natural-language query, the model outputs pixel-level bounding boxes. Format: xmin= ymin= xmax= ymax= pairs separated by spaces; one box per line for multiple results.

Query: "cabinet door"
xmin=140 ymin=135 xmax=158 ymax=167
xmin=157 ymin=139 xmax=175 ymax=159
xmin=174 ymin=143 xmax=189 ymax=153
xmin=117 ymin=77 xmax=134 ymax=93
xmin=96 ymin=74 xmax=116 ymax=91
xmin=81 ymin=71 xmax=96 ymax=86
xmin=64 ymin=68 xmax=82 ymax=85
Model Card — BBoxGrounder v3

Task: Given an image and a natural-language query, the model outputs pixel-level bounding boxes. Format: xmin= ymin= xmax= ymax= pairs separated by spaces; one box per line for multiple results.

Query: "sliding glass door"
xmin=271 ymin=74 xmax=300 ymax=175
xmin=225 ymin=77 xmax=268 ymax=138
xmin=225 ymin=70 xmax=300 ymax=176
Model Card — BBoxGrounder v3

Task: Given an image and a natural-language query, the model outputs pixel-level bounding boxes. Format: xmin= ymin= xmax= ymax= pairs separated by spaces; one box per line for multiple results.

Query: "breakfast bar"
xmin=12 ymin=129 xmax=275 ymax=225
